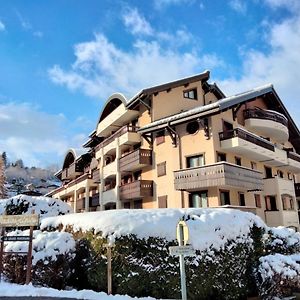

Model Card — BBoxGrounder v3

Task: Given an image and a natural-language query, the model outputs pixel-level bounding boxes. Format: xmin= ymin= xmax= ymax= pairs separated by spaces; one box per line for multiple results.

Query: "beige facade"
xmin=48 ymin=71 xmax=300 ymax=230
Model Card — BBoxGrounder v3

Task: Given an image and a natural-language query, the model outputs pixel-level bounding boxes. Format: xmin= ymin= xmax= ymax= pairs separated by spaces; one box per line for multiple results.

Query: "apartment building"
xmin=48 ymin=70 xmax=300 ymax=230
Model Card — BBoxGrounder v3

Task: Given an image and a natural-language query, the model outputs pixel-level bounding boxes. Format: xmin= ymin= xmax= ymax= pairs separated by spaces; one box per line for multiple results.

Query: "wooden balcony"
xmin=119 ymin=149 xmax=152 ymax=172
xmin=174 ymin=162 xmax=263 ymax=192
xmin=244 ymin=109 xmax=289 ymax=143
xmin=76 ymin=198 xmax=85 ymax=211
xmin=219 ymin=128 xmax=288 ymax=166
xmin=119 ymin=180 xmax=153 ymax=201
xmin=61 ymin=169 xmax=68 ymax=180
xmin=92 ymin=169 xmax=100 ymax=183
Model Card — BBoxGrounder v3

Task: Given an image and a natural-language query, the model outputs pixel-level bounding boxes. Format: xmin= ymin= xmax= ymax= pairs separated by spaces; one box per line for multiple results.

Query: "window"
xmin=123 ymin=202 xmax=130 ymax=209
xmin=186 ymin=121 xmax=199 ymax=134
xmin=183 ymin=88 xmax=197 ymax=100
xmin=220 ymin=190 xmax=230 ymax=205
xmin=235 ymin=157 xmax=242 ymax=166
xmin=158 ymin=195 xmax=168 ymax=208
xmin=282 ymin=194 xmax=294 ymax=210
xmin=156 ymin=130 xmax=165 ymax=145
xmin=251 ymin=161 xmax=257 ymax=170
xmin=255 ymin=194 xmax=262 ymax=208
xmin=277 ymin=170 xmax=284 ymax=178
xmin=189 ymin=192 xmax=208 ymax=208
xmin=157 ymin=161 xmax=166 ymax=177
xmin=265 ymin=166 xmax=273 ymax=178
xmin=187 ymin=154 xmax=204 ymax=168
xmin=239 ymin=193 xmax=245 ymax=206
xmin=217 ymin=152 xmax=226 ymax=162
xmin=265 ymin=195 xmax=277 ymax=211
xmin=134 ymin=200 xmax=143 ymax=209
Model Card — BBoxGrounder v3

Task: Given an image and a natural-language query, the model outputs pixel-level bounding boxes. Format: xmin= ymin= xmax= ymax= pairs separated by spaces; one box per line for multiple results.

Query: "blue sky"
xmin=0 ymin=0 xmax=300 ymax=167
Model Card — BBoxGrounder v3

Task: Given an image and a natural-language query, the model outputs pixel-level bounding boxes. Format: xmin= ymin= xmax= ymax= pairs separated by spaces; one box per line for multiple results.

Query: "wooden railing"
xmin=92 ymin=169 xmax=100 ymax=183
xmin=68 ymin=173 xmax=90 ymax=188
xmin=288 ymin=151 xmax=300 ymax=163
xmin=174 ymin=162 xmax=263 ymax=191
xmin=119 ymin=180 xmax=153 ymax=201
xmin=219 ymin=128 xmax=275 ymax=151
xmin=95 ymin=125 xmax=139 ymax=151
xmin=61 ymin=169 xmax=68 ymax=180
xmin=244 ymin=109 xmax=288 ymax=126
xmin=119 ymin=149 xmax=152 ymax=172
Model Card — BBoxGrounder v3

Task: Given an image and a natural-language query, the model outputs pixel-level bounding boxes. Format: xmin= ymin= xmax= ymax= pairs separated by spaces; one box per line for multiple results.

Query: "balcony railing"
xmin=244 ymin=109 xmax=288 ymax=127
xmin=287 ymin=151 xmax=300 ymax=163
xmin=61 ymin=169 xmax=68 ymax=180
xmin=119 ymin=149 xmax=152 ymax=172
xmin=68 ymin=173 xmax=90 ymax=188
xmin=76 ymin=198 xmax=85 ymax=211
xmin=119 ymin=180 xmax=153 ymax=201
xmin=95 ymin=125 xmax=139 ymax=151
xmin=92 ymin=169 xmax=100 ymax=183
xmin=174 ymin=162 xmax=263 ymax=191
xmin=219 ymin=128 xmax=275 ymax=151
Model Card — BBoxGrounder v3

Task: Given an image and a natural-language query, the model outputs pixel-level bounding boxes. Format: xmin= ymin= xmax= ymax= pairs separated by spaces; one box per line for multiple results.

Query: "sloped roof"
xmin=138 ymin=83 xmax=300 ymax=152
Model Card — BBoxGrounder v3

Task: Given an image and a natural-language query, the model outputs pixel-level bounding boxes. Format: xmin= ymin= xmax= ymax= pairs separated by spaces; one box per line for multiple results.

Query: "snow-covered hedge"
xmin=0 ymin=195 xmax=71 ymax=218
xmin=41 ymin=208 xmax=267 ymax=299
xmin=258 ymin=253 xmax=300 ymax=299
xmin=3 ymin=229 xmax=75 ymax=288
xmin=264 ymin=227 xmax=300 ymax=255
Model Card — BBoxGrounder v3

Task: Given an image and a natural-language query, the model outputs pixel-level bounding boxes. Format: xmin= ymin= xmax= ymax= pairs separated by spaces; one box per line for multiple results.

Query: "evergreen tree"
xmin=15 ymin=159 xmax=24 ymax=168
xmin=0 ymin=157 xmax=7 ymax=198
xmin=1 ymin=152 xmax=7 ymax=168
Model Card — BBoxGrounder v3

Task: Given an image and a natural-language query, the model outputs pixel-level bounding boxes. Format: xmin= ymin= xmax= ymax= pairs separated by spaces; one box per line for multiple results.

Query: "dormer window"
xmin=183 ymin=88 xmax=197 ymax=100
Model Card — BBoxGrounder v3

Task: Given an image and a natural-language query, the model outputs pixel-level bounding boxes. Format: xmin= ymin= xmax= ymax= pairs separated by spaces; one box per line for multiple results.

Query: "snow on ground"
xmin=0 ymin=282 xmax=154 ymax=299
xmin=0 ymin=194 xmax=71 ymax=218
xmin=4 ymin=229 xmax=75 ymax=264
xmin=259 ymin=253 xmax=300 ymax=280
xmin=41 ymin=208 xmax=266 ymax=251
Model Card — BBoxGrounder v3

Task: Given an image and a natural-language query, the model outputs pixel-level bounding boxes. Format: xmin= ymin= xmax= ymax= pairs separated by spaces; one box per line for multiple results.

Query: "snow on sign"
xmin=169 ymin=245 xmax=196 ymax=256
xmin=0 ymin=215 xmax=39 ymax=227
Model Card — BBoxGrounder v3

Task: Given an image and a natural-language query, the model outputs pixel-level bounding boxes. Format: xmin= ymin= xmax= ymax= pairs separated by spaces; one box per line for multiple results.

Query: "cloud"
xmin=153 ymin=0 xmax=195 ymax=9
xmin=16 ymin=11 xmax=32 ymax=30
xmin=218 ymin=6 xmax=300 ymax=124
xmin=0 ymin=103 xmax=84 ymax=167
xmin=48 ymin=33 xmax=225 ymax=100
xmin=33 ymin=31 xmax=43 ymax=38
xmin=122 ymin=7 xmax=153 ymax=36
xmin=229 ymin=0 xmax=247 ymax=14
xmin=0 ymin=20 xmax=5 ymax=31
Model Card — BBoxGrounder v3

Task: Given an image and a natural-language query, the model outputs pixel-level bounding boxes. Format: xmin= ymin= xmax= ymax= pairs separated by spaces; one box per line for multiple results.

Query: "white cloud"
xmin=153 ymin=0 xmax=194 ymax=9
xmin=0 ymin=103 xmax=84 ymax=167
xmin=123 ymin=8 xmax=153 ymax=36
xmin=218 ymin=10 xmax=300 ymax=125
xmin=0 ymin=20 xmax=5 ymax=31
xmin=264 ymin=0 xmax=300 ymax=10
xmin=48 ymin=33 xmax=224 ymax=100
xmin=33 ymin=31 xmax=43 ymax=38
xmin=229 ymin=0 xmax=247 ymax=14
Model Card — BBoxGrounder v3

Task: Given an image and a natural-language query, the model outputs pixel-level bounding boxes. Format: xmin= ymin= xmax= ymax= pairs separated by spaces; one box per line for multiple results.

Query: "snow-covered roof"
xmin=139 ymin=83 xmax=275 ymax=133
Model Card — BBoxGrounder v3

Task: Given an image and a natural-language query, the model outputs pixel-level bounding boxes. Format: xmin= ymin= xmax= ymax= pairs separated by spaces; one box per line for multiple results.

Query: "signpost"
xmin=169 ymin=220 xmax=195 ymax=300
xmin=0 ymin=212 xmax=39 ymax=284
xmin=104 ymin=242 xmax=115 ymax=295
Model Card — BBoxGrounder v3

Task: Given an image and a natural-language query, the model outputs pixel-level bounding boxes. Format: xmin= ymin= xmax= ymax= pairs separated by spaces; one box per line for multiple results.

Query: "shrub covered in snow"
xmin=41 ymin=208 xmax=267 ymax=299
xmin=264 ymin=227 xmax=300 ymax=255
xmin=3 ymin=229 xmax=75 ymax=289
xmin=257 ymin=253 xmax=300 ymax=299
xmin=0 ymin=194 xmax=71 ymax=218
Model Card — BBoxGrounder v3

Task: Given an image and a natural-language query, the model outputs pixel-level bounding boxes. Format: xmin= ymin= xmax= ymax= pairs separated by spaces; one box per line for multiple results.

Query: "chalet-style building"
xmin=47 ymin=71 xmax=300 ymax=231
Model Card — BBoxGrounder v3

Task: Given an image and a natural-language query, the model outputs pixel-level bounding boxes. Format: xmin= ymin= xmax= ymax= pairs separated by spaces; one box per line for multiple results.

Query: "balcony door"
xmin=189 ymin=192 xmax=208 ymax=208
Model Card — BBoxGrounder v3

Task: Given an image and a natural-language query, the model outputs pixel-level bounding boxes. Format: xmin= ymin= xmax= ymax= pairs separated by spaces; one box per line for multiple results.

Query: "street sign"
xmin=0 ymin=215 xmax=39 ymax=227
xmin=176 ymin=220 xmax=189 ymax=246
xmin=169 ymin=245 xmax=195 ymax=257
xmin=1 ymin=236 xmax=31 ymax=242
